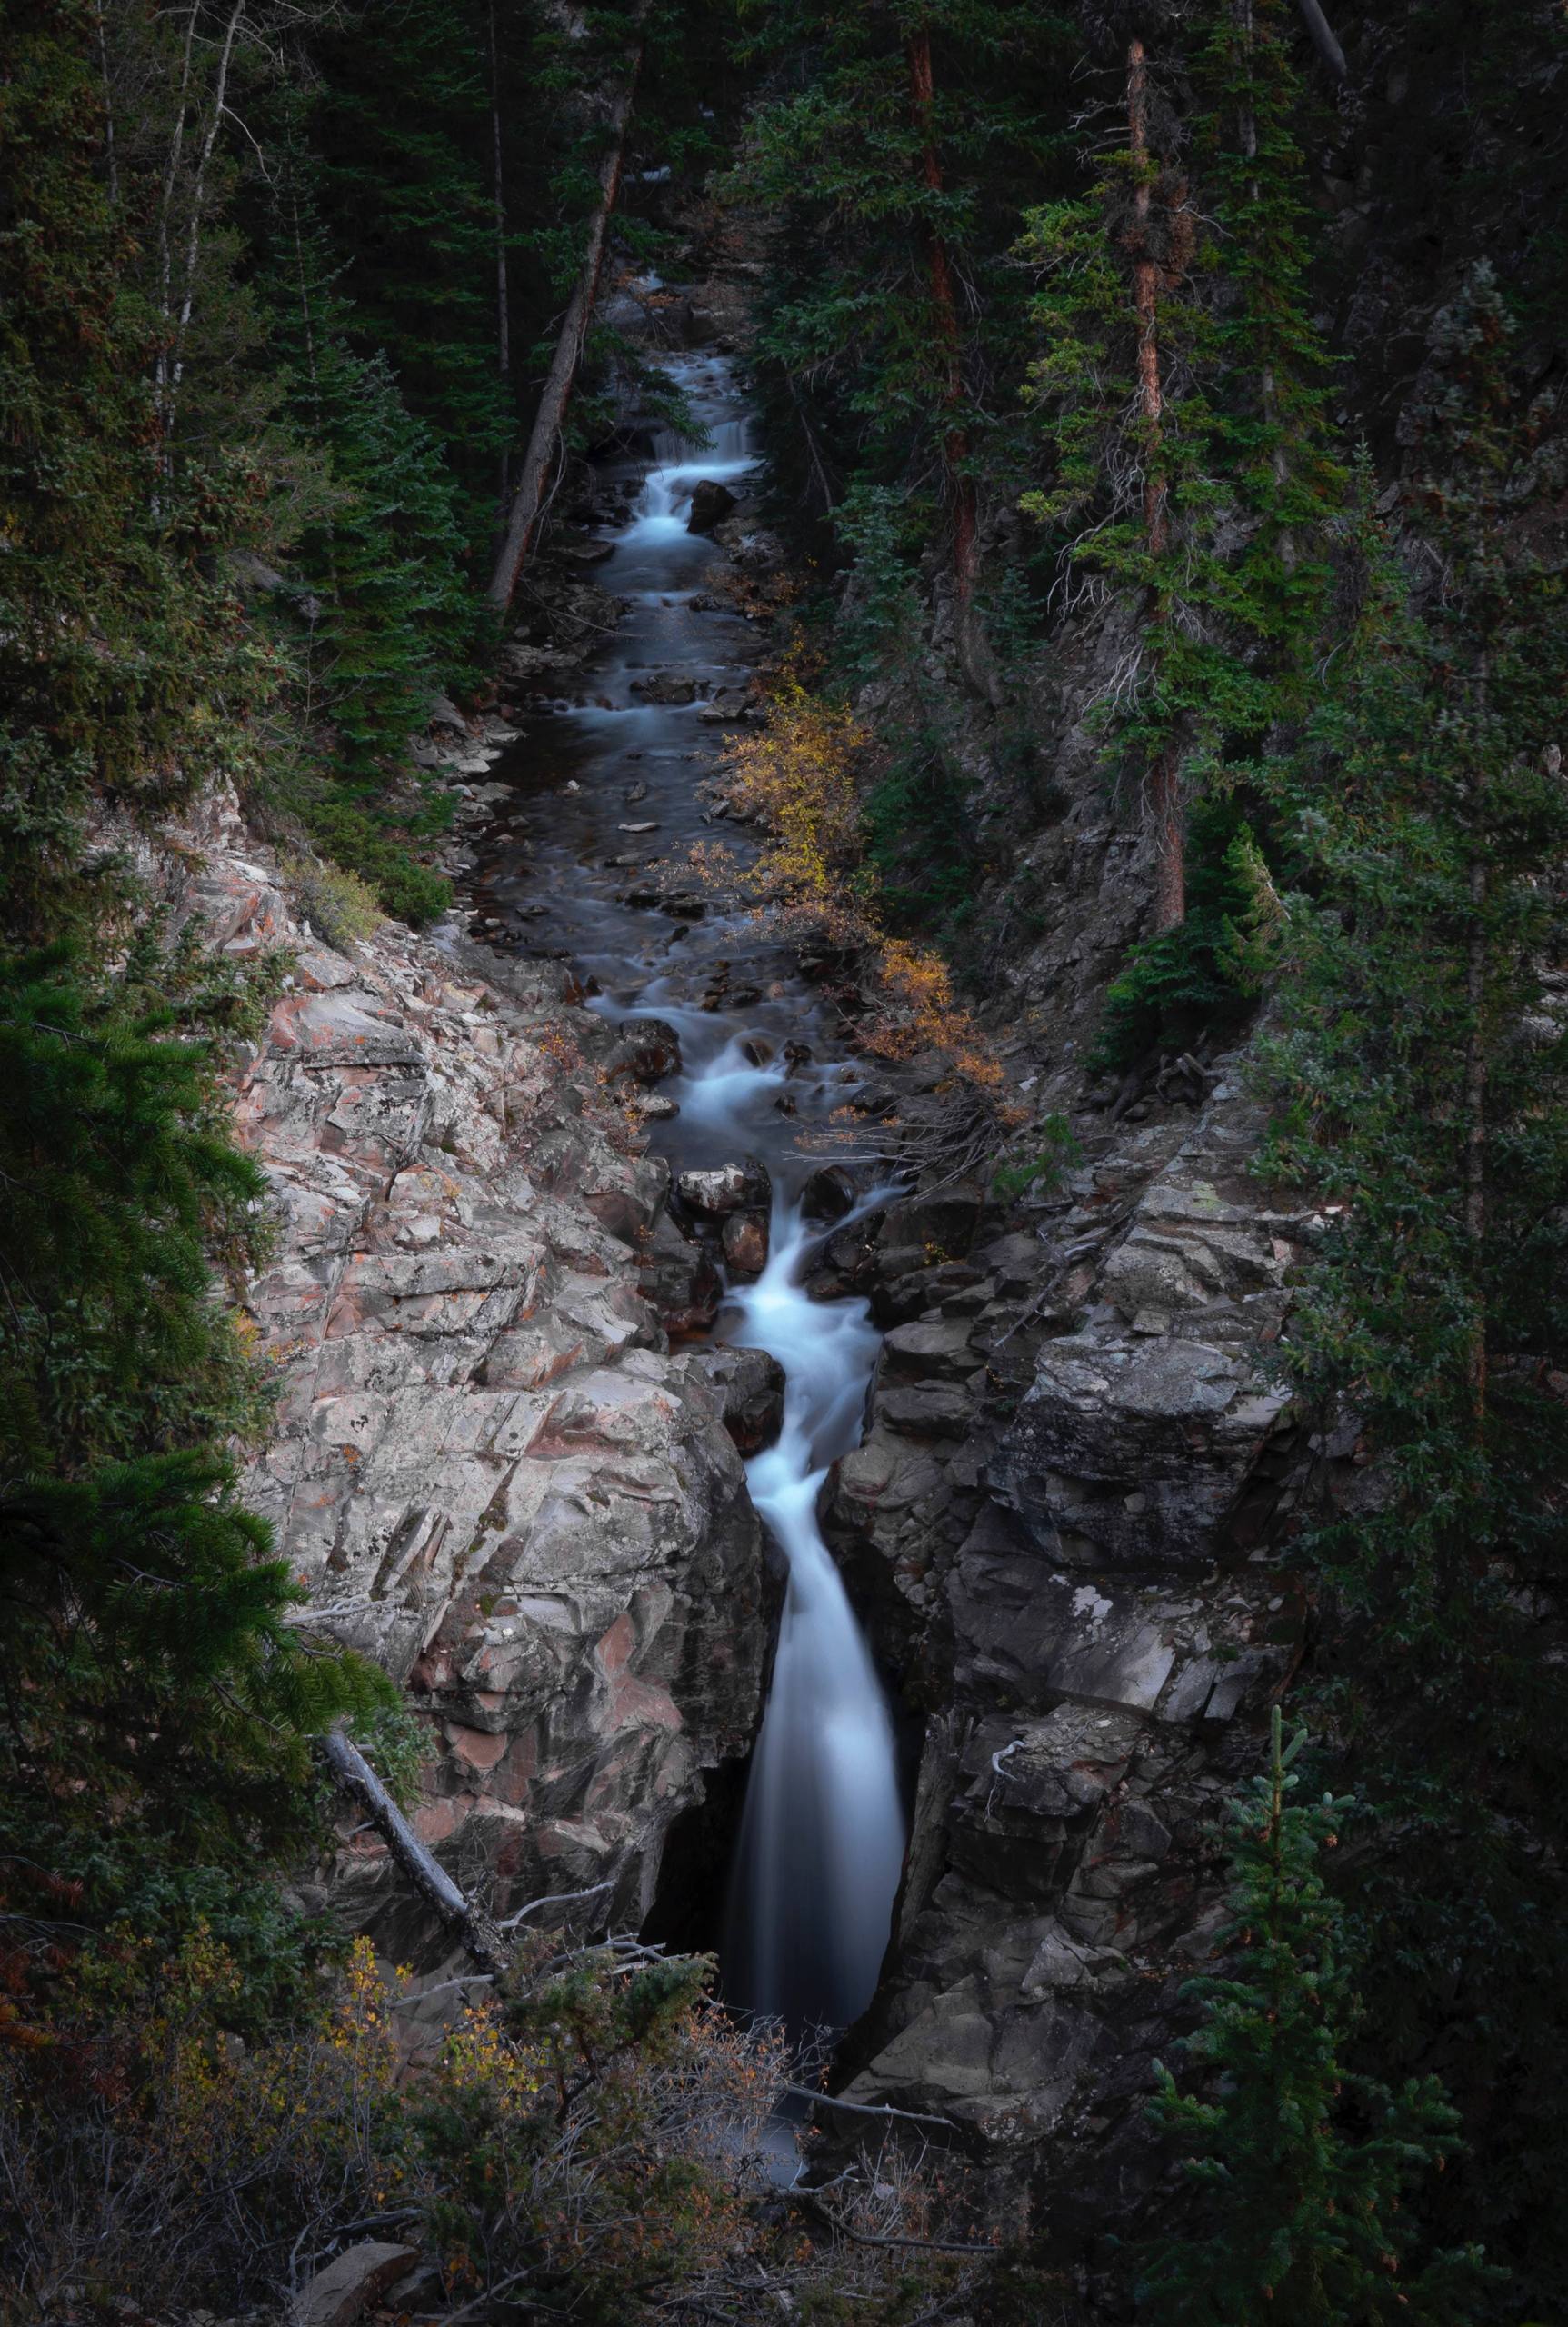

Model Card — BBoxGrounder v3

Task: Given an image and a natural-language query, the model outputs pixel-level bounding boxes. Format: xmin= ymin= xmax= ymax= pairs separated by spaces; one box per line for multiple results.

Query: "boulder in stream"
xmin=607 ymin=1016 xmax=683 ymax=1084
xmin=633 ymin=672 xmax=697 ymax=704
xmin=677 ymin=1158 xmax=772 ymax=1217
xmin=723 ymin=1211 xmax=770 ymax=1274
xmin=802 ymin=1163 xmax=857 ymax=1222
xmin=687 ymin=479 xmax=737 ymax=534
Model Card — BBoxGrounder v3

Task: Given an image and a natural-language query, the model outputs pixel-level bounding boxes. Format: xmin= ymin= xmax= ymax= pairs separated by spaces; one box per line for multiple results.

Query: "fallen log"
xmin=319 ymin=1727 xmax=510 ymax=1975
xmin=488 ymin=16 xmax=647 ymax=611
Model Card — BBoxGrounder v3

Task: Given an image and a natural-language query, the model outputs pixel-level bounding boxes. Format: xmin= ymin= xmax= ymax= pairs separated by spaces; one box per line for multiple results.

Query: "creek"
xmin=474 ymin=345 xmax=906 ymax=2031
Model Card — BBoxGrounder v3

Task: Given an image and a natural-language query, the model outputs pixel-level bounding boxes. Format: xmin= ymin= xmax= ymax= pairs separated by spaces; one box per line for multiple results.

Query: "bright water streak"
xmin=510 ymin=349 xmax=903 ymax=2034
xmin=675 ymin=1043 xmax=905 ymax=2029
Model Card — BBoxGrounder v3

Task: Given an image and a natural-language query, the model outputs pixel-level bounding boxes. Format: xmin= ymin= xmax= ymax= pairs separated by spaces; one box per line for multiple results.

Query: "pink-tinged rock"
xmin=268 ymin=990 xmax=422 ymax=1065
xmin=413 ymin=1793 xmax=473 ymax=1845
xmin=722 ymin=1211 xmax=769 ymax=1273
xmin=446 ymin=1723 xmax=509 ymax=1773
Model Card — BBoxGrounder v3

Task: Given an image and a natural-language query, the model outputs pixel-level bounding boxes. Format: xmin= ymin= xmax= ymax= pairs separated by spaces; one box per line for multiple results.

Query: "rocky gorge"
xmin=149 ymin=266 xmax=1343 ymax=2284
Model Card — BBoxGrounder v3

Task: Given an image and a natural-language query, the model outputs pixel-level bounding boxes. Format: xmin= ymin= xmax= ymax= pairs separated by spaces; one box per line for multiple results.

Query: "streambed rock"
xmin=825 ymin=1077 xmax=1313 ymax=2239
xmin=135 ymin=785 xmax=768 ymax=1961
xmin=687 ymin=478 xmax=737 ymax=533
xmin=676 ymin=1158 xmax=772 ymax=1216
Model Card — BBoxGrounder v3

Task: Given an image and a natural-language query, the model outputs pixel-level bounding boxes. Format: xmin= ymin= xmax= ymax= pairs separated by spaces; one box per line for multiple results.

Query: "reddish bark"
xmin=1126 ymin=35 xmax=1184 ymax=930
xmin=905 ymin=27 xmax=982 ymax=655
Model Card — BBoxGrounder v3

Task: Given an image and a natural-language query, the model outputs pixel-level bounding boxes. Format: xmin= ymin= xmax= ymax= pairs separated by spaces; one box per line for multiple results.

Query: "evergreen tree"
xmin=732 ymin=0 xmax=1071 ymax=664
xmin=1138 ymin=1710 xmax=1491 ymax=2325
xmin=0 ymin=5 xmax=390 ymax=2020
xmin=1257 ymin=268 xmax=1568 ymax=2305
xmin=311 ymin=0 xmax=514 ymax=553
xmin=1020 ymin=0 xmax=1340 ymax=1004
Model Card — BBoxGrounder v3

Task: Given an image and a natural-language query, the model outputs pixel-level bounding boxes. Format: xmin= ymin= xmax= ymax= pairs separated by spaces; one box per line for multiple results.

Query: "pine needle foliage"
xmin=1138 ymin=1710 xmax=1492 ymax=2326
xmin=1020 ymin=0 xmax=1342 ymax=1043
xmin=1255 ymin=271 xmax=1568 ymax=2302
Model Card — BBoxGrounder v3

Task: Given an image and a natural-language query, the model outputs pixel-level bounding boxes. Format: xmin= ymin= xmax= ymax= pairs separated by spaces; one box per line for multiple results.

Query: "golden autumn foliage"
xmin=712 ymin=680 xmax=1017 ymax=1153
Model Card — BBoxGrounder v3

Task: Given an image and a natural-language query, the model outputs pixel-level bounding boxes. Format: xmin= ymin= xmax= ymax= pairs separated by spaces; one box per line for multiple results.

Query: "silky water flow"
xmin=472 ymin=343 xmax=906 ymax=2034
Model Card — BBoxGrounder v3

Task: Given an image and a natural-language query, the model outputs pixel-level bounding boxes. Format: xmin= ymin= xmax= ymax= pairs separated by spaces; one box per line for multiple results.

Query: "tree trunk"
xmin=904 ymin=24 xmax=994 ymax=700
xmin=1463 ymin=656 xmax=1490 ymax=1428
xmin=786 ymin=372 xmax=837 ymax=517
xmin=487 ymin=20 xmax=646 ymax=612
xmin=1233 ymin=2 xmax=1293 ymax=550
xmin=1127 ymin=35 xmax=1184 ymax=929
xmin=488 ymin=0 xmax=512 ymax=515
xmin=320 ymin=1728 xmax=511 ymax=1976
xmin=95 ymin=0 xmax=119 ymax=208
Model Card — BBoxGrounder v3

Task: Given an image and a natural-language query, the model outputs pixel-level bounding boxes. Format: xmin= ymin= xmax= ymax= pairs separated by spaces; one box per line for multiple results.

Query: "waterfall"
xmin=724 ymin=1193 xmax=906 ymax=2028
xmin=484 ymin=345 xmax=905 ymax=2036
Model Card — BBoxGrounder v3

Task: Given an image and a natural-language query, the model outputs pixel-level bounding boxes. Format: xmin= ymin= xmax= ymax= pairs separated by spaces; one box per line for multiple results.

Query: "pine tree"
xmin=0 ymin=13 xmax=391 ymax=2016
xmin=732 ymin=0 xmax=1071 ymax=672
xmin=1020 ymin=0 xmax=1340 ymax=990
xmin=311 ymin=0 xmax=514 ymax=554
xmin=1138 ymin=1711 xmax=1493 ymax=2326
xmin=1254 ymin=269 xmax=1568 ymax=2302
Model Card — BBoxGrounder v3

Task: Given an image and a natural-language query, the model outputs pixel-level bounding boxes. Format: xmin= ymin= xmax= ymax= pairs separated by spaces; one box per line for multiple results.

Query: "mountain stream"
xmin=472 ymin=346 xmax=906 ymax=2032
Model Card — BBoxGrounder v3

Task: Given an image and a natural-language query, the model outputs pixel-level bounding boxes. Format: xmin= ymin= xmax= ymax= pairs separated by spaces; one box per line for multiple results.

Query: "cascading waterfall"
xmin=653 ymin=1019 xmax=907 ymax=2029
xmin=478 ymin=343 xmax=907 ymax=2036
xmin=724 ymin=1193 xmax=906 ymax=2028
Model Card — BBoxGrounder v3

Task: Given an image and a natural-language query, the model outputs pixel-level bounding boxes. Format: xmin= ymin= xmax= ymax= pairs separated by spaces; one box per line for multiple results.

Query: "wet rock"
xmin=722 ymin=1211 xmax=769 ymax=1274
xmin=698 ymin=684 xmax=751 ymax=724
xmin=676 ymin=1159 xmax=772 ymax=1217
xmin=682 ymin=1344 xmax=786 ymax=1454
xmin=633 ymin=672 xmax=697 ymax=705
xmin=642 ymin=1213 xmax=724 ymax=1338
xmin=607 ymin=1015 xmax=683 ymax=1084
xmin=711 ymin=519 xmax=785 ymax=570
xmin=687 ymin=479 xmax=737 ymax=534
xmin=802 ymin=1163 xmax=857 ymax=1222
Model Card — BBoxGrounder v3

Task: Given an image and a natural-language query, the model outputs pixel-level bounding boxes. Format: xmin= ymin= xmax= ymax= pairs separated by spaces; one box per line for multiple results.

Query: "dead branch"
xmin=318 ymin=1727 xmax=510 ymax=1975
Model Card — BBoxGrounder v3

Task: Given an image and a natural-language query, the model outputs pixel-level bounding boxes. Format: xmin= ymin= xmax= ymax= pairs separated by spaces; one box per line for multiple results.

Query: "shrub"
xmin=279 ymin=851 xmax=384 ymax=952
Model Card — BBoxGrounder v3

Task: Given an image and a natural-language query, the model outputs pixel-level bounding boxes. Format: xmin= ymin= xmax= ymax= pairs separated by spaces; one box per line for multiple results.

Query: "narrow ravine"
xmin=475 ymin=332 xmax=907 ymax=2030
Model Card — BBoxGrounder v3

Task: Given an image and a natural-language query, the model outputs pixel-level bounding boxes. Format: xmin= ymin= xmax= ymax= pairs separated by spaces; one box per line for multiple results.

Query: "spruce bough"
xmin=1138 ymin=1708 xmax=1493 ymax=2326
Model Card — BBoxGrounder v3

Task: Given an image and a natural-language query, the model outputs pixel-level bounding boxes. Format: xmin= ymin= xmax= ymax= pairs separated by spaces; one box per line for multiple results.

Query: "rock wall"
xmin=146 ymin=788 xmax=769 ymax=1960
xmin=819 ymin=1073 xmax=1317 ymax=2264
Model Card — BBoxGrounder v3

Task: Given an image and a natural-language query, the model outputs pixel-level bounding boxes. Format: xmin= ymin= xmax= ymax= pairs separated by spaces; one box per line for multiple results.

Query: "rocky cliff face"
xmin=144 ymin=787 xmax=769 ymax=1962
xmin=816 ymin=1072 xmax=1318 ymax=2260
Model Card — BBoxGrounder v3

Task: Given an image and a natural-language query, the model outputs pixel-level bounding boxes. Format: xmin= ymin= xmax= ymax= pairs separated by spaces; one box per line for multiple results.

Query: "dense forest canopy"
xmin=4 ymin=0 xmax=1568 ymax=2319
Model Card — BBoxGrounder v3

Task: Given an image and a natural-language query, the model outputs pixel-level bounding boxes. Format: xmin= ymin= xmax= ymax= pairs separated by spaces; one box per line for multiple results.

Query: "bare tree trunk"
xmin=152 ymin=0 xmax=246 ymax=454
xmin=1463 ymin=657 xmax=1490 ymax=1427
xmin=1293 ymin=0 xmax=1346 ymax=80
xmin=95 ymin=0 xmax=119 ymax=208
xmin=905 ymin=24 xmax=994 ymax=701
xmin=786 ymin=373 xmax=837 ymax=517
xmin=488 ymin=19 xmax=646 ymax=612
xmin=1233 ymin=2 xmax=1293 ymax=547
xmin=152 ymin=4 xmax=200 ymax=451
xmin=1127 ymin=35 xmax=1184 ymax=931
xmin=320 ymin=1728 xmax=511 ymax=1976
xmin=488 ymin=0 xmax=513 ymax=516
